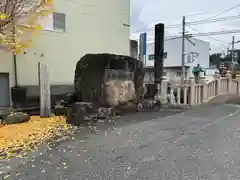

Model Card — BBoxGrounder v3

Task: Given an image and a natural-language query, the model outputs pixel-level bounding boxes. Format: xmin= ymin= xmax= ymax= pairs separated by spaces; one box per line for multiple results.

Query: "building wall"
xmin=145 ymin=38 xmax=210 ymax=69
xmin=130 ymin=40 xmax=138 ymax=59
xmin=0 ymin=0 xmax=130 ymax=87
xmin=144 ymin=67 xmax=188 ymax=83
xmin=164 ymin=68 xmax=183 ymax=81
xmin=0 ymin=52 xmax=15 ymax=87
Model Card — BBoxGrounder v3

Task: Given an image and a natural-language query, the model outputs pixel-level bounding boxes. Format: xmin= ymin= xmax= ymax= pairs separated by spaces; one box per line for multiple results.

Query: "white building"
xmin=0 ymin=0 xmax=130 ymax=107
xmin=144 ymin=37 xmax=210 ymax=82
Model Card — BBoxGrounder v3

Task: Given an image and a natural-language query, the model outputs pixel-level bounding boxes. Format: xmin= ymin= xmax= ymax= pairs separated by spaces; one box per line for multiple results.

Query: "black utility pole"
xmin=154 ymin=23 xmax=164 ymax=95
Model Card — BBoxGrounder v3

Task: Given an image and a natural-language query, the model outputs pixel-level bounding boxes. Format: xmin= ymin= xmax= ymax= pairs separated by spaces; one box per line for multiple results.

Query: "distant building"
xmin=228 ymin=49 xmax=240 ymax=64
xmin=143 ymin=37 xmax=210 ymax=82
xmin=130 ymin=40 xmax=138 ymax=59
xmin=218 ymin=49 xmax=240 ymax=70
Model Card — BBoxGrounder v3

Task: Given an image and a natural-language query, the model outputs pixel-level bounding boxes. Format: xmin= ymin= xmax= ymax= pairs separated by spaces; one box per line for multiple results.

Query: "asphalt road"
xmin=2 ymin=104 xmax=240 ymax=179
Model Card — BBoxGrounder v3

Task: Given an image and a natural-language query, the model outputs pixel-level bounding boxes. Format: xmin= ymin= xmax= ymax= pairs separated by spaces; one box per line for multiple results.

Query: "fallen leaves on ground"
xmin=0 ymin=116 xmax=74 ymax=159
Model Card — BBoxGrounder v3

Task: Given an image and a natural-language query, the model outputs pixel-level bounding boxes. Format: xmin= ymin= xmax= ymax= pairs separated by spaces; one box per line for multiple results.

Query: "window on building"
xmin=176 ymin=72 xmax=181 ymax=77
xmin=163 ymin=52 xmax=167 ymax=58
xmin=176 ymin=71 xmax=187 ymax=77
xmin=148 ymin=52 xmax=167 ymax=61
xmin=148 ymin=54 xmax=155 ymax=60
xmin=53 ymin=12 xmax=66 ymax=32
xmin=234 ymin=52 xmax=238 ymax=59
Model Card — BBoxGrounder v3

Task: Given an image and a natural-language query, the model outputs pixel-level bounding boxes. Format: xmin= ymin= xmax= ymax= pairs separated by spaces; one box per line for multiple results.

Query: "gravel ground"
xmin=2 ymin=102 xmax=240 ymax=179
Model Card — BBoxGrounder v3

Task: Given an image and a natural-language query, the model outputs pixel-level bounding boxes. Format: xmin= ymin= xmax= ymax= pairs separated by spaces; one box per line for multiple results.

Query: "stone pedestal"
xmin=66 ymin=102 xmax=93 ymax=126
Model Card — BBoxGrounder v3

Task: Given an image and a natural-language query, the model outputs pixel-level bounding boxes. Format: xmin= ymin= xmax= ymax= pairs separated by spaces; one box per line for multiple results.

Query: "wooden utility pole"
xmin=181 ymin=16 xmax=186 ymax=84
xmin=232 ymin=36 xmax=235 ymax=70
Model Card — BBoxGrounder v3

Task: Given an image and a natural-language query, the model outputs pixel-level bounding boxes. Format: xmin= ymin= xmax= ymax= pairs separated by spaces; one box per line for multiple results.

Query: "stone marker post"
xmin=38 ymin=62 xmax=51 ymax=117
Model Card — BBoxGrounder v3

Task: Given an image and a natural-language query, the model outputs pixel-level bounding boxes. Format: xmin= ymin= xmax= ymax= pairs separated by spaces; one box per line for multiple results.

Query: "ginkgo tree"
xmin=0 ymin=0 xmax=53 ymax=54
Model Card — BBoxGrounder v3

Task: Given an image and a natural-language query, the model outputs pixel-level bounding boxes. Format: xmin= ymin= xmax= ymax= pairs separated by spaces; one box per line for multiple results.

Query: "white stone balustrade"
xmin=160 ymin=75 xmax=240 ymax=106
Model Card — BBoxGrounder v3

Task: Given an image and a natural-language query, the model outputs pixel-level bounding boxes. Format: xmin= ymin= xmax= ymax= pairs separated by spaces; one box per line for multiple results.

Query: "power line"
xmin=132 ymin=3 xmax=240 ymax=27
xmin=185 ymin=11 xmax=215 ymax=17
xmin=190 ymin=29 xmax=240 ymax=37
xmin=186 ymin=24 xmax=229 ymax=43
xmin=171 ymin=15 xmax=240 ymax=28
xmin=200 ymin=3 xmax=240 ymax=21
xmin=141 ymin=29 xmax=240 ymax=42
xmin=135 ymin=11 xmax=215 ymax=25
xmin=171 ymin=3 xmax=240 ymax=28
xmin=133 ymin=15 xmax=240 ymax=33
xmin=170 ymin=29 xmax=240 ymax=39
xmin=134 ymin=6 xmax=239 ymax=27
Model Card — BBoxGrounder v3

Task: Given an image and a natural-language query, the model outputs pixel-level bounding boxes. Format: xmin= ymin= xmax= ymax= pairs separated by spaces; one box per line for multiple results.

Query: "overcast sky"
xmin=131 ymin=0 xmax=240 ymax=54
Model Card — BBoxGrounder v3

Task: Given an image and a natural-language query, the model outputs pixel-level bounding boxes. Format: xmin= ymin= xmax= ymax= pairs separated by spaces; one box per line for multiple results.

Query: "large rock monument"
xmin=74 ymin=53 xmax=144 ymax=110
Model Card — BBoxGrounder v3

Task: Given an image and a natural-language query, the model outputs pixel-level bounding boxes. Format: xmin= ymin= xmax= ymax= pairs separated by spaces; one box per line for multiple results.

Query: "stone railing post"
xmin=226 ymin=71 xmax=232 ymax=93
xmin=214 ymin=74 xmax=221 ymax=96
xmin=189 ymin=77 xmax=195 ymax=105
xmin=200 ymin=77 xmax=207 ymax=103
xmin=160 ymin=80 xmax=168 ymax=104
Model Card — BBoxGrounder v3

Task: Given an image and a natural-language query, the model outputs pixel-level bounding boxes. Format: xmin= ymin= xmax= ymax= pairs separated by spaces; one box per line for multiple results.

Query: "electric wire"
xmin=186 ymin=24 xmax=229 ymax=43
xmin=190 ymin=29 xmax=240 ymax=37
xmin=199 ymin=3 xmax=240 ymax=21
xmin=133 ymin=3 xmax=240 ymax=33
xmin=136 ymin=29 xmax=240 ymax=42
xmin=185 ymin=11 xmax=215 ymax=17
xmin=136 ymin=11 xmax=215 ymax=25
xmin=133 ymin=15 xmax=240 ymax=33
xmin=134 ymin=3 xmax=240 ymax=27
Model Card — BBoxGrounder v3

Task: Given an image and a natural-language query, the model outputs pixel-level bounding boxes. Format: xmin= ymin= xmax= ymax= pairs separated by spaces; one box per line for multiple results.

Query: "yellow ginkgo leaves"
xmin=0 ymin=13 xmax=8 ymax=20
xmin=45 ymin=0 xmax=53 ymax=5
xmin=0 ymin=116 xmax=73 ymax=159
xmin=0 ymin=0 xmax=54 ymax=54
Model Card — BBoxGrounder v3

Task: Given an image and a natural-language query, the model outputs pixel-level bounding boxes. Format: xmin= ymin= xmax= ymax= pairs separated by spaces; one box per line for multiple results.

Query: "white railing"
xmin=160 ymin=75 xmax=240 ymax=106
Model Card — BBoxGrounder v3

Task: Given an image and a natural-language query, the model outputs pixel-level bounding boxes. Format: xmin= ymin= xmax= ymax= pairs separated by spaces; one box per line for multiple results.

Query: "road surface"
xmin=2 ymin=103 xmax=240 ymax=179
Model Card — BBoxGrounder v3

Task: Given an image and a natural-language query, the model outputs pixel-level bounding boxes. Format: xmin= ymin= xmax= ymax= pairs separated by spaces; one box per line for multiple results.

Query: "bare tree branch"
xmin=0 ymin=0 xmax=44 ymax=29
